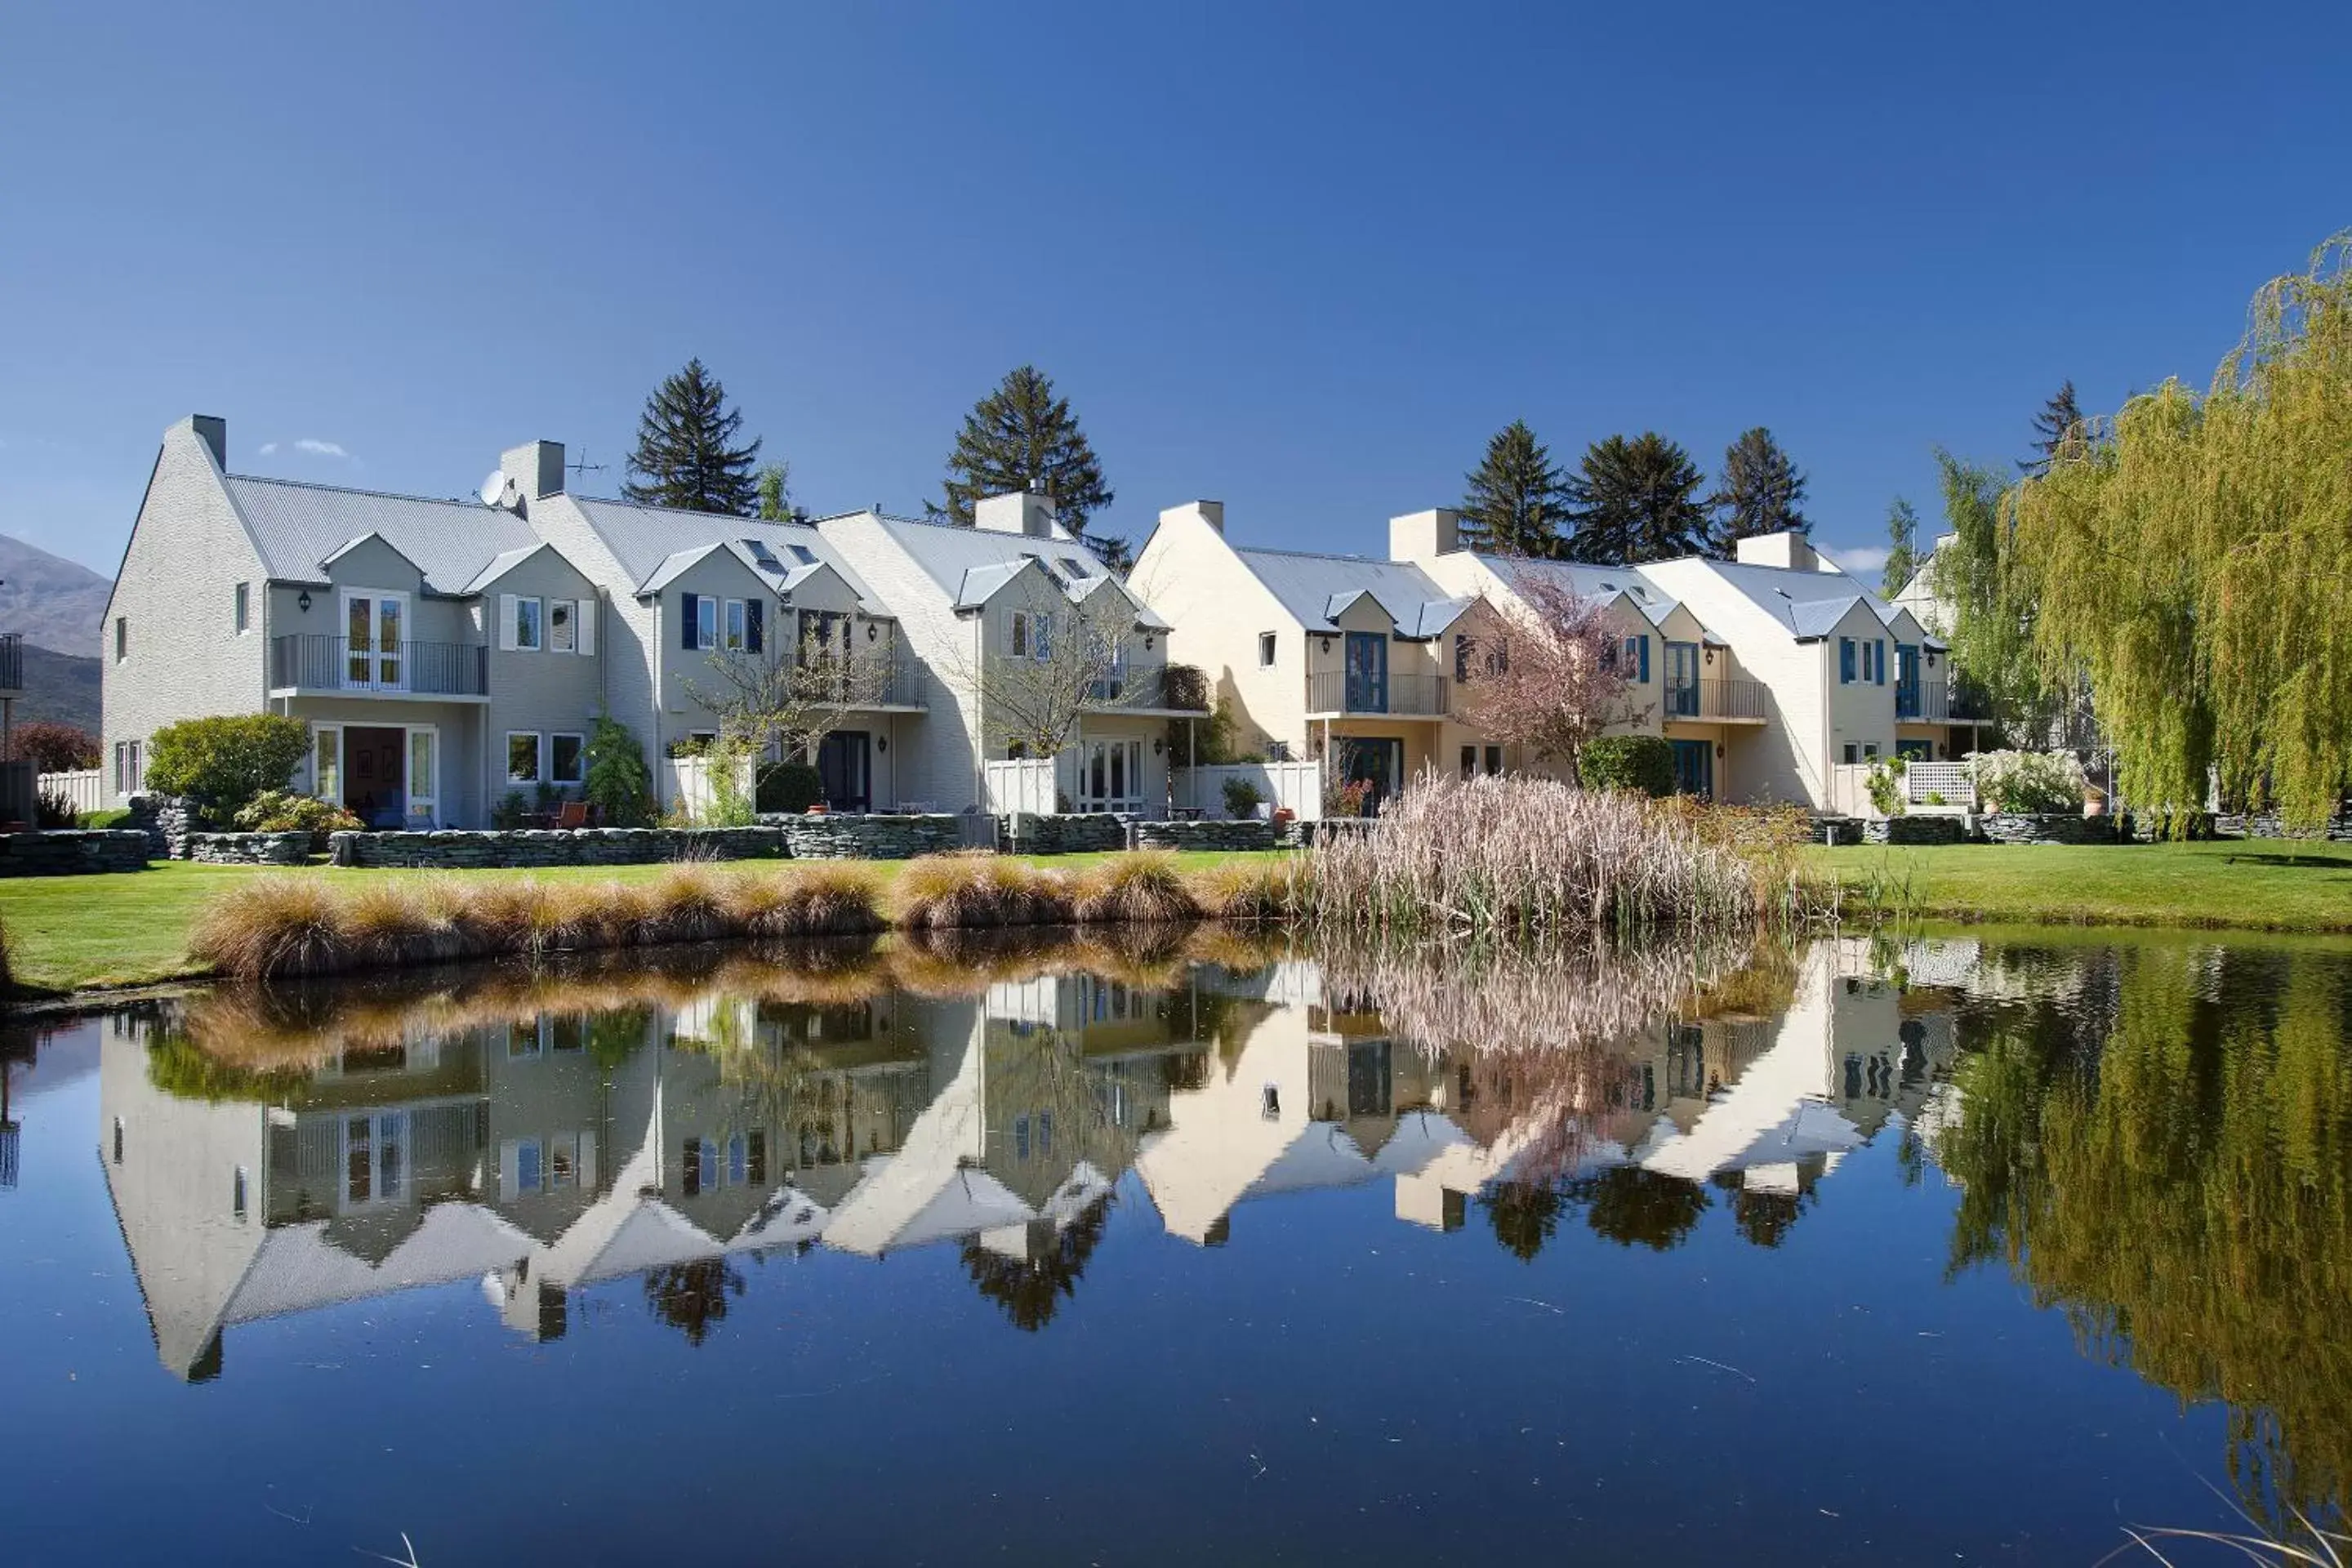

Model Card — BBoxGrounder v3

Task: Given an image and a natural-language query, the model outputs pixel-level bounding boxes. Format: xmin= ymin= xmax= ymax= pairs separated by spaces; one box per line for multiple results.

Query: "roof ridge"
xmin=225 ymin=472 xmax=485 ymax=510
xmin=577 ymin=494 xmax=826 ymax=532
xmin=1232 ymin=542 xmax=1396 ymax=564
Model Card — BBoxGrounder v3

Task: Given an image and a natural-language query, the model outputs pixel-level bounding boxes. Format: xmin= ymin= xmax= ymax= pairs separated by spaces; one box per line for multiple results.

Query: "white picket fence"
xmin=982 ymin=758 xmax=1059 ymax=817
xmin=661 ymin=753 xmax=756 ymax=820
xmin=1176 ymin=760 xmax=1324 ymax=821
xmin=38 ymin=767 xmax=106 ymax=815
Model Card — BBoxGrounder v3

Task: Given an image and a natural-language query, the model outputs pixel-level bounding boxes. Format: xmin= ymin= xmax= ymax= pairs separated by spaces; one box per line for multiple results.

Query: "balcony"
xmin=1900 ymin=684 xmax=1990 ymax=723
xmin=1307 ymin=670 xmax=1450 ymax=718
xmin=270 ymin=635 xmax=489 ymax=698
xmin=1664 ymin=676 xmax=1767 ymax=723
xmin=0 ymin=632 xmax=19 ymax=695
xmin=1085 ymin=666 xmax=1209 ymax=716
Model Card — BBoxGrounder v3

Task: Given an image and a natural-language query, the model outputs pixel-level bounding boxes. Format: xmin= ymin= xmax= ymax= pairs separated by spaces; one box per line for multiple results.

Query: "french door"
xmin=1344 ymin=631 xmax=1388 ymax=713
xmin=406 ymin=727 xmax=439 ymax=827
xmin=1078 ymin=738 xmax=1144 ymax=813
xmin=1670 ymin=738 xmax=1714 ymax=799
xmin=1666 ymin=642 xmax=1701 ymax=716
xmin=342 ymin=590 xmax=408 ymax=691
xmin=817 ymin=731 xmax=871 ymax=812
xmin=311 ymin=724 xmax=343 ymax=804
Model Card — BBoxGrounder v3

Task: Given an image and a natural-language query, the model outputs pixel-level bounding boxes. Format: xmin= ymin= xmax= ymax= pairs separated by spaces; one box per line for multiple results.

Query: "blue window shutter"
xmin=1874 ymin=639 xmax=1886 ymax=685
xmin=680 ymin=593 xmax=699 ymax=651
xmin=746 ymin=599 xmax=764 ymax=653
xmin=1840 ymin=638 xmax=1855 ymax=683
xmin=1639 ymin=635 xmax=1650 ymax=684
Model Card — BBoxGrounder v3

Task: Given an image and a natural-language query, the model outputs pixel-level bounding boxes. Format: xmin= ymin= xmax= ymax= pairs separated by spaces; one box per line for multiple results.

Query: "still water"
xmin=0 ymin=928 xmax=2345 ymax=1565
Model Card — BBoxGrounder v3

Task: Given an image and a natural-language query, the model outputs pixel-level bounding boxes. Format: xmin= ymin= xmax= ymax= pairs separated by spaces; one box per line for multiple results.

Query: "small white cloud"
xmin=1823 ymin=545 xmax=1890 ymax=574
xmin=293 ymin=438 xmax=349 ymax=459
xmin=257 ymin=441 xmax=279 ymax=456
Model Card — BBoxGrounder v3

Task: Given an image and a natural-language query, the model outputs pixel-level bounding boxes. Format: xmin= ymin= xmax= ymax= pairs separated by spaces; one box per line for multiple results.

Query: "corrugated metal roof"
xmin=1230 ymin=546 xmax=1454 ymax=635
xmin=1480 ymin=555 xmax=1686 ymax=629
xmin=570 ymin=497 xmax=882 ymax=608
xmin=1678 ymin=559 xmax=1900 ymax=641
xmin=225 ymin=474 xmax=541 ymax=595
xmin=848 ymin=512 xmax=1119 ymax=607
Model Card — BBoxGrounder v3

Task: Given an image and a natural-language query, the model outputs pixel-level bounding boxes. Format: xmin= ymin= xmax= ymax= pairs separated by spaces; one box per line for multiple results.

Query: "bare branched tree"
xmin=685 ymin=616 xmax=903 ymax=764
xmin=963 ymin=591 xmax=1139 ymax=760
xmin=1457 ymin=578 xmax=1650 ymax=785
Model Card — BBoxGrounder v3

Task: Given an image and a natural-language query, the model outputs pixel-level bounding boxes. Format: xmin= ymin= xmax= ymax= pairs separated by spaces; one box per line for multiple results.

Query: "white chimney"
xmin=1734 ymin=528 xmax=1828 ymax=572
xmin=500 ymin=440 xmax=566 ymax=511
xmin=1158 ymin=499 xmax=1225 ymax=535
xmin=974 ymin=489 xmax=1058 ymax=538
xmin=1388 ymin=508 xmax=1459 ymax=563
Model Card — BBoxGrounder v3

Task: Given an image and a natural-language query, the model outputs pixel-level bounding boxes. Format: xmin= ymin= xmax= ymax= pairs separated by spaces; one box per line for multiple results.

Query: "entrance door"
xmin=1339 ymin=737 xmax=1406 ymax=812
xmin=1670 ymin=738 xmax=1714 ymax=798
xmin=1667 ymin=642 xmax=1701 ymax=716
xmin=1078 ymin=737 xmax=1143 ymax=813
xmin=816 ymin=731 xmax=871 ymax=813
xmin=1344 ymin=631 xmax=1388 ymax=713
xmin=341 ymin=591 xmax=408 ymax=691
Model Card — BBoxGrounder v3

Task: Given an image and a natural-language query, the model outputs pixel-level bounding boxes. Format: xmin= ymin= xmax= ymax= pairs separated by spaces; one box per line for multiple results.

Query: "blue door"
xmin=1666 ymin=642 xmax=1700 ymax=716
xmin=1669 ymin=738 xmax=1713 ymax=799
xmin=1339 ymin=737 xmax=1406 ymax=812
xmin=1344 ymin=631 xmax=1388 ymax=713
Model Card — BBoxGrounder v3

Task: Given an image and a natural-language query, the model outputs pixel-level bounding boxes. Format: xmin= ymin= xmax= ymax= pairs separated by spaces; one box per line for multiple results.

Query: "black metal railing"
xmin=0 ymin=632 xmax=20 ymax=693
xmin=1665 ymin=676 xmax=1767 ymax=720
xmin=1307 ymin=670 xmax=1450 ymax=717
xmin=270 ymin=635 xmax=489 ymax=697
xmin=1085 ymin=666 xmax=1207 ymax=712
xmin=1909 ymin=684 xmax=1989 ymax=722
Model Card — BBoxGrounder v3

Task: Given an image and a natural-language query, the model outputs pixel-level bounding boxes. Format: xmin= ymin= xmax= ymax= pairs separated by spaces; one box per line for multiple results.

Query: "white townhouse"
xmin=102 ymin=417 xmax=1202 ymax=825
xmin=1134 ymin=499 xmax=1986 ymax=811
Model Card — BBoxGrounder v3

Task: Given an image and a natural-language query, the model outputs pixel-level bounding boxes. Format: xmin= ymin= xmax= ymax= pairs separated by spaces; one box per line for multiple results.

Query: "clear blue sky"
xmin=4 ymin=2 xmax=2348 ymax=581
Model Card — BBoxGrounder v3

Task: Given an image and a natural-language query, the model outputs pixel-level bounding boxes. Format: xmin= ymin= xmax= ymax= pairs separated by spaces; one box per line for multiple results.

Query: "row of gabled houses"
xmin=100 ymin=414 xmax=1987 ymax=825
xmin=99 ymin=938 xmax=1961 ymax=1379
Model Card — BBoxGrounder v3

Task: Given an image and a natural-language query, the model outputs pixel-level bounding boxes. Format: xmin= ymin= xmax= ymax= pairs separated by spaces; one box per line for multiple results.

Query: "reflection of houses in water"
xmin=102 ymin=941 xmax=1967 ymax=1378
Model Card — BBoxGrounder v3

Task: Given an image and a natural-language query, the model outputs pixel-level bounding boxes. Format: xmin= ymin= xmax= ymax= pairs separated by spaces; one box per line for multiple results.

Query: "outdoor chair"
xmin=555 ymin=800 xmax=590 ymax=830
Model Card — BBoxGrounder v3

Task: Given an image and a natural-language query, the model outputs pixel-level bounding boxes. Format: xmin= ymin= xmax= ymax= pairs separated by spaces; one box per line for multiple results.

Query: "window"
xmin=1460 ymin=745 xmax=1477 ymax=779
xmin=1864 ymin=742 xmax=1880 ymax=760
xmin=1259 ymin=631 xmax=1277 ymax=668
xmin=515 ymin=1138 xmax=543 ymax=1194
xmin=1060 ymin=555 xmax=1092 ymax=579
xmin=114 ymin=616 xmax=127 ymax=662
xmin=1484 ymin=746 xmax=1503 ymax=775
xmin=550 ymin=599 xmax=575 ymax=653
xmin=1842 ymin=742 xmax=1860 ymax=764
xmin=1873 ymin=639 xmax=1887 ymax=686
xmin=1033 ymin=612 xmax=1054 ymax=660
xmin=724 ymin=598 xmax=746 ymax=651
xmin=510 ymin=596 xmax=543 ymax=651
xmin=787 ymin=543 xmax=817 ymax=566
xmin=113 ymin=1116 xmax=124 ymax=1165
xmin=550 ymin=733 xmax=585 ymax=786
xmin=1621 ymin=635 xmax=1650 ymax=682
xmin=233 ymin=1166 xmax=248 ymax=1223
xmin=114 ymin=739 xmax=146 ymax=797
xmin=1839 ymin=637 xmax=1857 ymax=684
xmin=506 ymin=732 xmax=543 ymax=784
xmin=1009 ymin=611 xmax=1028 ymax=658
xmin=1454 ymin=635 xmax=1472 ymax=682
xmin=679 ymin=592 xmax=718 ymax=651
xmin=234 ymin=581 xmax=250 ymax=634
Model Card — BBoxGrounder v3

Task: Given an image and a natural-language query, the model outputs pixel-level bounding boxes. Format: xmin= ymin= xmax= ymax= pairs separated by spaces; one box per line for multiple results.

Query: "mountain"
xmin=0 ymin=534 xmax=113 ymax=659
xmin=17 ymin=643 xmax=100 ymax=735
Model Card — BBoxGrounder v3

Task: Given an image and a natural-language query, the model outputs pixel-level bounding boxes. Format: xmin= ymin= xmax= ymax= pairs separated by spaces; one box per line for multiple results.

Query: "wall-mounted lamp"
xmin=1143 ymin=635 xmax=1155 ymax=652
xmin=867 ymin=623 xmax=880 ymax=642
xmin=875 ymin=736 xmax=888 ymax=754
xmin=1319 ymin=635 xmax=1333 ymax=654
xmin=1716 ymin=743 xmax=1726 ymax=759
xmin=296 ymin=590 xmax=312 ymax=613
xmin=1704 ymin=648 xmax=1714 ymax=666
xmin=1152 ymin=737 xmax=1164 ymax=755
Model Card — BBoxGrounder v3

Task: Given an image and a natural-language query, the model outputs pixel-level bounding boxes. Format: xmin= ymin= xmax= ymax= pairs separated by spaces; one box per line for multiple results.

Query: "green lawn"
xmin=1806 ymin=839 xmax=2352 ymax=935
xmin=0 ymin=851 xmax=1276 ymax=996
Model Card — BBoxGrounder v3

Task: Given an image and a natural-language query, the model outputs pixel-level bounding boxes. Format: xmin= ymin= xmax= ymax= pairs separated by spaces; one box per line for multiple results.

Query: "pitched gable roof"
xmin=567 ymin=497 xmax=881 ymax=608
xmin=1229 ymin=546 xmax=1457 ymax=636
xmin=226 ymin=474 xmax=543 ymax=595
xmin=840 ymin=511 xmax=1124 ymax=611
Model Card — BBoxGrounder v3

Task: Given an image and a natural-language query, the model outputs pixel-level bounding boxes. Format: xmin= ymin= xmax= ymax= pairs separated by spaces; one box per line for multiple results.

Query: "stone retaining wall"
xmin=0 ymin=829 xmax=152 ymax=876
xmin=330 ymin=826 xmax=790 ymax=869
xmin=1134 ymin=819 xmax=1278 ymax=853
xmin=766 ymin=813 xmax=964 ymax=860
xmin=1002 ymin=813 xmax=1127 ymax=855
xmin=1861 ymin=815 xmax=1968 ymax=846
xmin=2212 ymin=810 xmax=2352 ymax=841
xmin=1976 ymin=813 xmax=2121 ymax=845
xmin=186 ymin=831 xmax=313 ymax=866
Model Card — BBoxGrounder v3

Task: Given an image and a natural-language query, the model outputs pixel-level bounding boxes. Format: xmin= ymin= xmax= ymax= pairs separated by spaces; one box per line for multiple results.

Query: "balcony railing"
xmin=1085 ymin=666 xmax=1207 ymax=713
xmin=270 ymin=635 xmax=489 ymax=697
xmin=1307 ymin=670 xmax=1450 ymax=717
xmin=1902 ymin=684 xmax=1989 ymax=723
xmin=1664 ymin=676 xmax=1767 ymax=721
xmin=0 ymin=632 xmax=19 ymax=694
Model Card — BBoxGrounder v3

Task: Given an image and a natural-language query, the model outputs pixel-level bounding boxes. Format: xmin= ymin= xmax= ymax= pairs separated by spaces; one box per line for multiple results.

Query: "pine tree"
xmin=1459 ymin=420 xmax=1572 ymax=557
xmin=1879 ymin=496 xmax=1921 ymax=600
xmin=1563 ymin=433 xmax=1710 ymax=564
xmin=935 ymin=364 xmax=1113 ymax=536
xmin=622 ymin=358 xmax=762 ymax=515
xmin=1703 ymin=427 xmax=1809 ymax=555
xmin=2020 ymin=380 xmax=2085 ymax=474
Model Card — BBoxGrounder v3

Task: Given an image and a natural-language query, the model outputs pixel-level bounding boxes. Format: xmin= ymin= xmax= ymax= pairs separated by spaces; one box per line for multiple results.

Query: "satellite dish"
xmin=479 ymin=471 xmax=512 ymax=508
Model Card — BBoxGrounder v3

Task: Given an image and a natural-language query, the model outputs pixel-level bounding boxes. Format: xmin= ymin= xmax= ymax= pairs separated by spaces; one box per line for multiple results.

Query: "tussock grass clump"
xmin=190 ymin=875 xmax=351 ymax=979
xmin=1071 ymin=851 xmax=1200 ymax=924
xmin=1187 ymin=856 xmax=1310 ymax=922
xmin=722 ymin=864 xmax=885 ymax=938
xmin=892 ymin=854 xmax=1076 ymax=929
xmin=1308 ymin=773 xmax=1757 ymax=939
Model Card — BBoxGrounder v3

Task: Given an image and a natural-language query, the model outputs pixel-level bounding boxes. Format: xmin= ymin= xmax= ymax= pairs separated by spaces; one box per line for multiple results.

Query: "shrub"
xmin=1865 ymin=756 xmax=1907 ymax=817
xmin=584 ymin=714 xmax=653 ymax=827
xmin=758 ymin=760 xmax=824 ymax=814
xmin=1187 ymin=857 xmax=1308 ymax=922
xmin=1325 ymin=775 xmax=1373 ymax=818
xmin=233 ymin=790 xmax=364 ymax=834
xmin=1222 ymin=777 xmax=1263 ymax=820
xmin=144 ymin=714 xmax=311 ymax=821
xmin=83 ymin=807 xmax=129 ymax=830
xmin=189 ymin=875 xmax=348 ymax=978
xmin=893 ymin=855 xmax=1076 ymax=929
xmin=1972 ymin=750 xmax=2087 ymax=813
xmin=491 ymin=789 xmax=530 ymax=829
xmin=1072 ymin=851 xmax=1200 ymax=924
xmin=1579 ymin=735 xmax=1677 ymax=798
xmin=10 ymin=720 xmax=99 ymax=773
xmin=35 ymin=788 xmax=78 ymax=828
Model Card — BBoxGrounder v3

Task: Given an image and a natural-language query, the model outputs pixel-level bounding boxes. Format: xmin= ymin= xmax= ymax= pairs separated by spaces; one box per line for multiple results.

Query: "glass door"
xmin=1339 ymin=737 xmax=1405 ymax=812
xmin=1344 ymin=631 xmax=1388 ymax=713
xmin=341 ymin=591 xmax=408 ymax=691
xmin=405 ymin=727 xmax=438 ymax=828
xmin=310 ymin=724 xmax=343 ymax=804
xmin=1667 ymin=642 xmax=1701 ymax=716
xmin=1080 ymin=738 xmax=1143 ymax=813
xmin=1670 ymin=738 xmax=1714 ymax=799
xmin=817 ymin=731 xmax=871 ymax=812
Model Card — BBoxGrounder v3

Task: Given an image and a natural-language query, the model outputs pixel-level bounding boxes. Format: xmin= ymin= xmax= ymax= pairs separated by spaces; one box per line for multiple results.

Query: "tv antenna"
xmin=566 ymin=448 xmax=608 ymax=482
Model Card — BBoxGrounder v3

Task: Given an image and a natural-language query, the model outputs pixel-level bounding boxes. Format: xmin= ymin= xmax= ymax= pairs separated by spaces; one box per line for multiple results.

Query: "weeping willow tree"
xmin=2008 ymin=234 xmax=2352 ymax=829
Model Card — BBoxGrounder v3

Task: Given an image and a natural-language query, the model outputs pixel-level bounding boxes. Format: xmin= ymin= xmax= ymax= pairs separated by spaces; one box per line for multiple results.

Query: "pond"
xmin=0 ymin=927 xmax=2345 ymax=1564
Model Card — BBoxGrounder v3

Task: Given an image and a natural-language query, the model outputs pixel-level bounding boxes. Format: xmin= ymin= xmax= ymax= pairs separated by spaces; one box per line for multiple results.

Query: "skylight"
xmin=788 ymin=543 xmax=817 ymax=566
xmin=1059 ymin=555 xmax=1093 ymax=578
xmin=740 ymin=539 xmax=784 ymax=572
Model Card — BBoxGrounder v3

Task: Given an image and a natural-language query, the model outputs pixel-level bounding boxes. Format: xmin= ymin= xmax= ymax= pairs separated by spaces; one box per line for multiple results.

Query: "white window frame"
xmin=234 ymin=581 xmax=250 ymax=635
xmin=1009 ymin=610 xmax=1030 ymax=658
xmin=341 ymin=588 xmax=412 ymax=691
xmin=550 ymin=731 xmax=586 ymax=786
xmin=114 ymin=616 xmax=127 ymax=662
xmin=405 ymin=724 xmax=439 ymax=827
xmin=549 ymin=598 xmax=575 ymax=653
xmin=696 ymin=595 xmax=719 ymax=651
xmin=512 ymin=595 xmax=544 ymax=652
xmin=506 ymin=730 xmax=544 ymax=786
xmin=1259 ymin=631 xmax=1277 ymax=668
xmin=310 ymin=724 xmax=343 ymax=804
xmin=724 ymin=598 xmax=746 ymax=651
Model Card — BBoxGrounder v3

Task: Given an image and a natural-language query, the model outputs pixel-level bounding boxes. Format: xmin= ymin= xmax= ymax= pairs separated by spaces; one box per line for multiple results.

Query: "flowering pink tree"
xmin=1456 ymin=577 xmax=1650 ymax=786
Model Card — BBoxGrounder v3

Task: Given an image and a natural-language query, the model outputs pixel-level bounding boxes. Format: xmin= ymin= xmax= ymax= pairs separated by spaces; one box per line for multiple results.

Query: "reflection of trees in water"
xmin=644 ymin=1258 xmax=747 ymax=1347
xmin=1483 ymin=1180 xmax=1563 ymax=1263
xmin=960 ymin=1196 xmax=1116 ymax=1332
xmin=1939 ymin=942 xmax=2352 ymax=1526
xmin=1713 ymin=1170 xmax=1811 ymax=1250
xmin=1479 ymin=1167 xmax=1714 ymax=1261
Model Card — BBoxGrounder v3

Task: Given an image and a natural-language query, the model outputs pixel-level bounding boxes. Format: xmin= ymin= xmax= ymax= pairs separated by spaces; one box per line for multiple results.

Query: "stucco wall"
xmin=1130 ymin=510 xmax=1304 ymax=759
xmin=482 ymin=548 xmax=606 ymax=812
